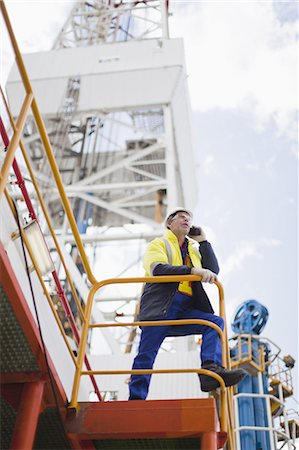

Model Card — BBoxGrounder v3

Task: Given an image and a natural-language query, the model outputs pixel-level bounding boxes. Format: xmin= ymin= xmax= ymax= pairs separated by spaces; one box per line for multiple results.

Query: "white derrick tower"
xmin=6 ymin=0 xmax=197 ymax=360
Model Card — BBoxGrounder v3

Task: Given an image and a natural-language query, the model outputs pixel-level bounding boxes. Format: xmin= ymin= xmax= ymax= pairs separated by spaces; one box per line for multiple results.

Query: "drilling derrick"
xmin=6 ymin=0 xmax=197 ymax=357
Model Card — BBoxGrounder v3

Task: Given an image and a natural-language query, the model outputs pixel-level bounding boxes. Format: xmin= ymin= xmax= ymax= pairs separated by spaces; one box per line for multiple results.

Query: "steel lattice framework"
xmin=53 ymin=0 xmax=169 ymax=49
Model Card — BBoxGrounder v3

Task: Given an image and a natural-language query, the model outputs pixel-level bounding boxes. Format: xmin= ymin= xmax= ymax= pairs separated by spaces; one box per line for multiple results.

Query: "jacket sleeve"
xmin=198 ymin=241 xmax=220 ymax=274
xmin=152 ymin=263 xmax=192 ymax=276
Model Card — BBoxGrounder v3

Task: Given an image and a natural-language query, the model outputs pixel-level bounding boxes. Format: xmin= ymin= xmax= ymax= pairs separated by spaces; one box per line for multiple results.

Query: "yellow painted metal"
xmin=269 ymin=356 xmax=294 ymax=395
xmin=230 ymin=334 xmax=265 ymax=374
xmin=226 ymin=386 xmax=236 ymax=450
xmin=0 ymin=93 xmax=33 ymax=196
xmin=90 ymin=319 xmax=223 ymax=340
xmin=69 ymin=275 xmax=230 ymax=436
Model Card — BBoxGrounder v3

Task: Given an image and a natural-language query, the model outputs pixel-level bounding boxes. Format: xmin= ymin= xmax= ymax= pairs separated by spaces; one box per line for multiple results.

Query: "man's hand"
xmin=190 ymin=227 xmax=207 ymax=243
xmin=191 ymin=267 xmax=217 ymax=284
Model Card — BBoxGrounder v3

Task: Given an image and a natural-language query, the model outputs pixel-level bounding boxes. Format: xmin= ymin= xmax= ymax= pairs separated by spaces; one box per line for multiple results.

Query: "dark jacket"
xmin=139 ymin=236 xmax=219 ymax=321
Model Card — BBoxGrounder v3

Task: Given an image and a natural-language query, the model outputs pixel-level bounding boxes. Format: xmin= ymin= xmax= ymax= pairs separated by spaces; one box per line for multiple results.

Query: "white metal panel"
xmin=148 ymin=351 xmax=206 ymax=400
xmin=8 ymin=39 xmax=185 ymax=80
xmin=5 ymin=36 xmax=197 ymax=206
xmin=171 ymin=72 xmax=198 ymax=210
xmin=78 ymin=67 xmax=180 ymax=111
xmin=6 ymin=38 xmax=185 ymax=116
xmin=7 ymin=78 xmax=69 ymax=118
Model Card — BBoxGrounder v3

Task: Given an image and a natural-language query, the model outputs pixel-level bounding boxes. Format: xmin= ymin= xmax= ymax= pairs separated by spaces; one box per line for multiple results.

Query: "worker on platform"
xmin=129 ymin=207 xmax=246 ymax=400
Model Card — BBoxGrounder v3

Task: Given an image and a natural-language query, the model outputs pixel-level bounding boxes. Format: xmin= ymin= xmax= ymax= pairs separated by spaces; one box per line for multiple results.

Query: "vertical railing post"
xmin=265 ymin=395 xmax=276 ymax=450
xmin=233 ymin=395 xmax=241 ymax=450
xmin=69 ymin=283 xmax=101 ymax=409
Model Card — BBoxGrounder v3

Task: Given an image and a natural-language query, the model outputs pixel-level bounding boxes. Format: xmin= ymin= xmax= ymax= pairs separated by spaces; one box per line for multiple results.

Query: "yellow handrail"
xmin=69 ymin=276 xmax=229 ymax=430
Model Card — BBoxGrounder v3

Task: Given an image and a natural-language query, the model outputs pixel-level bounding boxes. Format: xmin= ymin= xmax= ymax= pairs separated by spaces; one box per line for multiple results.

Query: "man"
xmin=129 ymin=207 xmax=246 ymax=400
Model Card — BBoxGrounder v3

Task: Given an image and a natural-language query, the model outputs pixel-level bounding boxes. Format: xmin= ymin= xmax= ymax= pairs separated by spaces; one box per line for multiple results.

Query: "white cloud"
xmin=220 ymin=236 xmax=282 ymax=283
xmin=1 ymin=1 xmax=74 ymax=84
xmin=260 ymin=237 xmax=281 ymax=247
xmin=221 ymin=240 xmax=262 ymax=278
xmin=169 ymin=1 xmax=297 ymax=138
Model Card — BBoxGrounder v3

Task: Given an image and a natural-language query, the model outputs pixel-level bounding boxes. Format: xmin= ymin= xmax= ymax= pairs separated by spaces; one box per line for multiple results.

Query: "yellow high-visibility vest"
xmin=143 ymin=229 xmax=202 ymax=296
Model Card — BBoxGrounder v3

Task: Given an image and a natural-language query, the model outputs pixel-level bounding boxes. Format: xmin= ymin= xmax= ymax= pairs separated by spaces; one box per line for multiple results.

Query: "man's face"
xmin=168 ymin=212 xmax=192 ymax=236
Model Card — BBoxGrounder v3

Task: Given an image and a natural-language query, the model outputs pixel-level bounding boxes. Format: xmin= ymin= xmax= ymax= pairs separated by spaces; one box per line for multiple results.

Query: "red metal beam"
xmin=0 ymin=372 xmax=43 ymax=384
xmin=10 ymin=381 xmax=45 ymax=450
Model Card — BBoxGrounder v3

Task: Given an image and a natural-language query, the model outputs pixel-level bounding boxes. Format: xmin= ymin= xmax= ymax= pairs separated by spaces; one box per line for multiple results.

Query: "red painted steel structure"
xmin=0 ymin=241 xmax=69 ymax=446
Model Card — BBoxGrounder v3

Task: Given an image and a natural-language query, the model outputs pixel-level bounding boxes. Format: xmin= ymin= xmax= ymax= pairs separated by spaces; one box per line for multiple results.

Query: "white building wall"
xmin=90 ymin=351 xmax=207 ymax=401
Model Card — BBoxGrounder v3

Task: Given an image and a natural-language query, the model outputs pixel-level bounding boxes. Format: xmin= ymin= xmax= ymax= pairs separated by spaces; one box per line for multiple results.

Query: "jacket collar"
xmin=163 ymin=229 xmax=196 ymax=245
xmin=164 ymin=229 xmax=180 ymax=245
xmin=164 ymin=229 xmax=196 ymax=246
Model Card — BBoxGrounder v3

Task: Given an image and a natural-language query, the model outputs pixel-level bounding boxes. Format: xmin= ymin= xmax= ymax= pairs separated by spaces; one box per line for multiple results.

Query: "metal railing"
xmin=234 ymin=392 xmax=296 ymax=450
xmin=230 ymin=334 xmax=265 ymax=374
xmin=268 ymin=356 xmax=294 ymax=395
xmin=68 ymin=276 xmax=230 ymax=434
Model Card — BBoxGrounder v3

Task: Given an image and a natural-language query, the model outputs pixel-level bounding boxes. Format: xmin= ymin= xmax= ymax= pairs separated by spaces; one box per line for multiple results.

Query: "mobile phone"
xmin=188 ymin=226 xmax=202 ymax=237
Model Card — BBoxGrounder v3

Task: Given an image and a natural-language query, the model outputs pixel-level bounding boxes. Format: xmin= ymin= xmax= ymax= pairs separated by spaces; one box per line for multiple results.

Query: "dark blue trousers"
xmin=129 ymin=292 xmax=224 ymax=400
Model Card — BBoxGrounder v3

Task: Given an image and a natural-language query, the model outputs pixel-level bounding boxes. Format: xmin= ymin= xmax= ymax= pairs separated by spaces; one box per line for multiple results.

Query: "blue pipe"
xmin=238 ymin=374 xmax=256 ymax=449
xmin=252 ymin=374 xmax=268 ymax=449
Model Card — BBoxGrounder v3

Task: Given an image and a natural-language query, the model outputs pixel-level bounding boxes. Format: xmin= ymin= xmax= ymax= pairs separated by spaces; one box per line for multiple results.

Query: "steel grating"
xmin=0 ymin=284 xmax=39 ymax=372
xmin=33 ymin=408 xmax=72 ymax=450
xmin=93 ymin=438 xmax=200 ymax=450
xmin=0 ymin=397 xmax=17 ymax=450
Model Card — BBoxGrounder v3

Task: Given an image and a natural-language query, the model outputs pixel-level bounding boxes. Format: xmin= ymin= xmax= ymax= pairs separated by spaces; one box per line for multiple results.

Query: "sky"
xmin=1 ymin=0 xmax=298 ymax=408
xmin=169 ymin=0 xmax=298 ymax=404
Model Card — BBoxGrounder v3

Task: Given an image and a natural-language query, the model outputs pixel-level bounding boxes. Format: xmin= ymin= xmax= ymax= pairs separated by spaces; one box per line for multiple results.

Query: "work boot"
xmin=199 ymin=362 xmax=247 ymax=392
